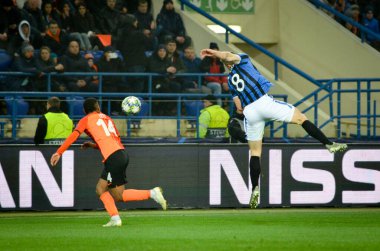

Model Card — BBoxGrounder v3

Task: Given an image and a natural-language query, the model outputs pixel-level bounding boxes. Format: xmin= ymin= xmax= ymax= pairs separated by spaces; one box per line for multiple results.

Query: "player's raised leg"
xmin=120 ymin=187 xmax=167 ymax=210
xmin=291 ymin=108 xmax=347 ymax=153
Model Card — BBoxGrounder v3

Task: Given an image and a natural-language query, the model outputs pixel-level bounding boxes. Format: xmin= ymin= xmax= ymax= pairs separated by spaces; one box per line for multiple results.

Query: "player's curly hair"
xmin=83 ymin=98 xmax=98 ymax=114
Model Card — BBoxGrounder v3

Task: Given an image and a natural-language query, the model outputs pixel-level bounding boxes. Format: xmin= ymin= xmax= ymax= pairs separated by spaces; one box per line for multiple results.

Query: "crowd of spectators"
xmin=0 ymin=0 xmax=231 ymax=116
xmin=317 ymin=0 xmax=380 ymax=50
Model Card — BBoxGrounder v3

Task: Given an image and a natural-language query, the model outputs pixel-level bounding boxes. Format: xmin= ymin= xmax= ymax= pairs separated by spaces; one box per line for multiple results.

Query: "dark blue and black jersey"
xmin=228 ymin=53 xmax=272 ymax=108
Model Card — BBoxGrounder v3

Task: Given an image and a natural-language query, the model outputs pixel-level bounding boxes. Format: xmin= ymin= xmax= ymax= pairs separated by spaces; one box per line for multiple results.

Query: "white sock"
xmin=111 ymin=215 xmax=120 ymax=221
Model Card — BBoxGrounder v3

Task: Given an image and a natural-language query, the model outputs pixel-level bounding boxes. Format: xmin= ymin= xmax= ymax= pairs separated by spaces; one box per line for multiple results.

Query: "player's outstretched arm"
xmin=200 ymin=49 xmax=241 ymax=65
xmin=50 ymin=131 xmax=81 ymax=166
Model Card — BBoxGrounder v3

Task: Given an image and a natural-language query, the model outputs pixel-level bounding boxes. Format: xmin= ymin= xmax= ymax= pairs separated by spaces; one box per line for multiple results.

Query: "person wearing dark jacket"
xmin=11 ymin=43 xmax=41 ymax=91
xmin=116 ymin=14 xmax=148 ymax=92
xmin=147 ymin=44 xmax=180 ymax=115
xmin=134 ymin=0 xmax=157 ymax=51
xmin=0 ymin=0 xmax=22 ymax=50
xmin=22 ymin=0 xmax=47 ymax=35
xmin=35 ymin=46 xmax=64 ymax=91
xmin=98 ymin=0 xmax=120 ymax=36
xmin=58 ymin=39 xmax=96 ymax=92
xmin=96 ymin=46 xmax=125 ymax=93
xmin=34 ymin=96 xmax=73 ymax=145
xmin=156 ymin=0 xmax=192 ymax=51
xmin=42 ymin=20 xmax=69 ymax=56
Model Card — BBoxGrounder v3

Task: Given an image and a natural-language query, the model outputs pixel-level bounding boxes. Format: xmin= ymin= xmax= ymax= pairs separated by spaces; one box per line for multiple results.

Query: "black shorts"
xmin=101 ymin=149 xmax=129 ymax=188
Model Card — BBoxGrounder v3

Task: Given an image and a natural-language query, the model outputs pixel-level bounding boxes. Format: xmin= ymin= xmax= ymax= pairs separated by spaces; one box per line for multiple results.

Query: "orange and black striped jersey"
xmin=56 ymin=112 xmax=124 ymax=161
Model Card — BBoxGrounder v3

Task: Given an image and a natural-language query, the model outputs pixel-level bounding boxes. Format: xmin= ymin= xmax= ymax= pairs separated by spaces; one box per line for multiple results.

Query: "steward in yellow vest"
xmin=197 ymin=95 xmax=230 ymax=138
xmin=34 ymin=97 xmax=73 ymax=145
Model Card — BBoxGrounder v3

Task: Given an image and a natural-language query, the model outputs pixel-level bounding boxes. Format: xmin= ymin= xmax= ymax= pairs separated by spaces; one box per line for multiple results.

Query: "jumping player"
xmin=50 ymin=98 xmax=167 ymax=227
xmin=200 ymin=48 xmax=347 ymax=208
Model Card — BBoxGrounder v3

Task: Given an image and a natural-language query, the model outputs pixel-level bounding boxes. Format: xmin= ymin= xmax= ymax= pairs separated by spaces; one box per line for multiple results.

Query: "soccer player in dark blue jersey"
xmin=201 ymin=48 xmax=347 ymax=208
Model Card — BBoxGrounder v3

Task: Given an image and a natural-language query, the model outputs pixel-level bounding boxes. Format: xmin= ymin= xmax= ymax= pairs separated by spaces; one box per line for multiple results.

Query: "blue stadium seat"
xmin=184 ymin=100 xmax=203 ymax=117
xmin=4 ymin=96 xmax=29 ymax=116
xmin=137 ymin=98 xmax=149 ymax=117
xmin=67 ymin=96 xmax=85 ymax=116
xmin=0 ymin=49 xmax=12 ymax=71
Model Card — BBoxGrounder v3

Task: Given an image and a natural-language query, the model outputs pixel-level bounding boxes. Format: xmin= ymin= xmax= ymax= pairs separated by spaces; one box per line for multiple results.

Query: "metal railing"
xmin=0 ymin=71 xmax=289 ymax=140
xmin=271 ymin=78 xmax=380 ymax=139
xmin=1 ymin=75 xmax=378 ymax=140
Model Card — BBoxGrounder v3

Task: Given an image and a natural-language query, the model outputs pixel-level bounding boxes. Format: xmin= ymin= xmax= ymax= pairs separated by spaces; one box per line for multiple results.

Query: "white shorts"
xmin=243 ymin=94 xmax=295 ymax=141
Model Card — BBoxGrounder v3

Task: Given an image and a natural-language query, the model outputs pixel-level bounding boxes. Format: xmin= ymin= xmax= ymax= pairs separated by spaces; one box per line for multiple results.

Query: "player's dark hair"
xmin=83 ymin=98 xmax=98 ymax=114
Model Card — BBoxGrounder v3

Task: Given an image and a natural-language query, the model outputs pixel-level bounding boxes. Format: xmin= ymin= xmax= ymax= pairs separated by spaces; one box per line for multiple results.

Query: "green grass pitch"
xmin=1 ymin=208 xmax=379 ymax=251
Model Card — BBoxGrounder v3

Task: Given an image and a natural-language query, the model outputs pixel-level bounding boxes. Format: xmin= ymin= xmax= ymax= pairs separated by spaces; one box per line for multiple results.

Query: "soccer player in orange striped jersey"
xmin=50 ymin=98 xmax=167 ymax=227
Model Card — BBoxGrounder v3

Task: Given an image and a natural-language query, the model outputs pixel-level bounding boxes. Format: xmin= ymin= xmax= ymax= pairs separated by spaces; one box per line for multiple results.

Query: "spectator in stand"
xmin=123 ymin=0 xmax=153 ymax=14
xmin=147 ymin=44 xmax=180 ymax=115
xmin=71 ymin=3 xmax=100 ymax=51
xmin=362 ymin=6 xmax=380 ymax=50
xmin=345 ymin=0 xmax=359 ymax=11
xmin=344 ymin=4 xmax=361 ymax=35
xmin=34 ymin=96 xmax=73 ymax=145
xmin=42 ymin=1 xmax=62 ymax=26
xmin=134 ymin=0 xmax=157 ymax=51
xmin=85 ymin=0 xmax=105 ymax=19
xmin=116 ymin=14 xmax=148 ymax=93
xmin=98 ymin=0 xmax=120 ymax=38
xmin=96 ymin=46 xmax=125 ymax=93
xmin=58 ymin=1 xmax=74 ymax=33
xmin=200 ymin=42 xmax=228 ymax=106
xmin=11 ymin=42 xmax=45 ymax=114
xmin=181 ymin=46 xmax=212 ymax=94
xmin=0 ymin=0 xmax=22 ymax=50
xmin=42 ymin=20 xmax=69 ymax=56
xmin=58 ymin=39 xmax=96 ymax=92
xmin=35 ymin=45 xmax=64 ymax=91
xmin=8 ymin=20 xmax=42 ymax=56
xmin=96 ymin=46 xmax=126 ymax=114
xmin=22 ymin=0 xmax=47 ymax=36
xmin=11 ymin=43 xmax=41 ymax=91
xmin=156 ymin=0 xmax=192 ymax=51
xmin=166 ymin=38 xmax=186 ymax=87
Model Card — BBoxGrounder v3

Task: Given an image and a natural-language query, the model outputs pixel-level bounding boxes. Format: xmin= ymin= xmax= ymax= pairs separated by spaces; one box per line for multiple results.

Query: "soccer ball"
xmin=121 ymin=96 xmax=141 ymax=114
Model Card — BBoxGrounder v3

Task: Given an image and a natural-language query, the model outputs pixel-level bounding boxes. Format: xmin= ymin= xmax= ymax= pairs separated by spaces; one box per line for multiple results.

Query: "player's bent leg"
xmin=291 ymin=108 xmax=348 ymax=153
xmin=122 ymin=189 xmax=150 ymax=202
xmin=95 ymin=178 xmax=109 ymax=197
xmin=97 ymin=179 xmax=122 ymax=227
xmin=289 ymin=108 xmax=307 ymax=125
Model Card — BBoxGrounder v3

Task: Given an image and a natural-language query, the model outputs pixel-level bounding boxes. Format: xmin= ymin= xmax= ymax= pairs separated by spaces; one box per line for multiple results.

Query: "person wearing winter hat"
xmin=156 ymin=0 xmax=192 ymax=51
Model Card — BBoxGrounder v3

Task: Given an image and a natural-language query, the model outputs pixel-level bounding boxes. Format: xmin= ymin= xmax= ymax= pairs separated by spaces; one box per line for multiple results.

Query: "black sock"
xmin=302 ymin=120 xmax=332 ymax=145
xmin=250 ymin=156 xmax=261 ymax=191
